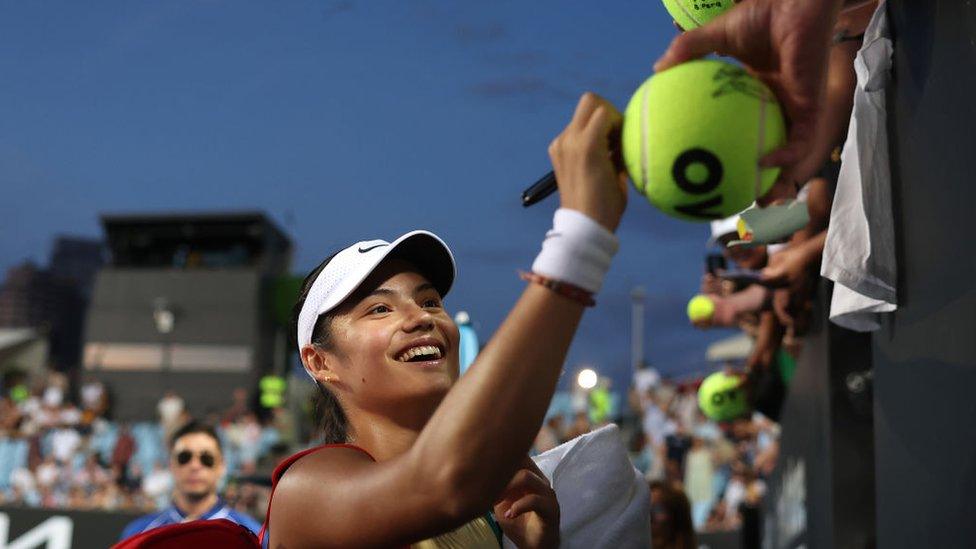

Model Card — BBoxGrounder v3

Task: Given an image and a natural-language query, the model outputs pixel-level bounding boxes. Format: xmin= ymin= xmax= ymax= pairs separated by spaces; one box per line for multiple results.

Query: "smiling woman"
xmin=295 ymin=235 xmax=461 ymax=448
xmin=261 ymin=92 xmax=631 ymax=549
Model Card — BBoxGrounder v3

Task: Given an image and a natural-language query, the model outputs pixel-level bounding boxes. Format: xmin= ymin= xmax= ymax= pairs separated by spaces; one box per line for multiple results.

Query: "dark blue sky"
xmin=0 ymin=0 xmax=735 ymax=390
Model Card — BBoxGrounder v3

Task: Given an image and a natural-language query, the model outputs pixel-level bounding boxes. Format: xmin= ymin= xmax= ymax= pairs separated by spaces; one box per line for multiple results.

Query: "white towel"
xmin=504 ymin=424 xmax=650 ymax=549
xmin=821 ymin=0 xmax=897 ymax=332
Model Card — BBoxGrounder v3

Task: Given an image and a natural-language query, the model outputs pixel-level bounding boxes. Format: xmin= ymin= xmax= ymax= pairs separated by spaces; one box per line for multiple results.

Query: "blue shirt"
xmin=120 ymin=498 xmax=262 ymax=541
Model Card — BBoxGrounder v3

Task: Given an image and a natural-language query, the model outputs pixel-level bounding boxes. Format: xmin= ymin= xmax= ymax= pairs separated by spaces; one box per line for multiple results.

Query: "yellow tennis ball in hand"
xmin=662 ymin=0 xmax=736 ymax=30
xmin=698 ymin=371 xmax=749 ymax=422
xmin=622 ymin=60 xmax=786 ymax=222
xmin=687 ymin=294 xmax=716 ymax=323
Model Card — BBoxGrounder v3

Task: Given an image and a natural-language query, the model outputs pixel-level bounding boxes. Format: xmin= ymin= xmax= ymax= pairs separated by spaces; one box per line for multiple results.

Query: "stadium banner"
xmin=0 ymin=506 xmax=141 ymax=549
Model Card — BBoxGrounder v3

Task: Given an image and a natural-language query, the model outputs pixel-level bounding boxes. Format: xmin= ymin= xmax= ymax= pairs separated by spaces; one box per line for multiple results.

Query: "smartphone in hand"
xmin=705 ymin=253 xmax=727 ymax=275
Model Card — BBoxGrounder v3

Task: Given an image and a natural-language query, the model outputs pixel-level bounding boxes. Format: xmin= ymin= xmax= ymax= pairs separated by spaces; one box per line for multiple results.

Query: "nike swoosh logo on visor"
xmin=358 ymin=243 xmax=388 ymax=253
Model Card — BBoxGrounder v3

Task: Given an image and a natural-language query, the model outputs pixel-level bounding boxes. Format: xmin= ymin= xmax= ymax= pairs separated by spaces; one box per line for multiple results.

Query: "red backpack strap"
xmin=258 ymin=443 xmax=374 ymax=544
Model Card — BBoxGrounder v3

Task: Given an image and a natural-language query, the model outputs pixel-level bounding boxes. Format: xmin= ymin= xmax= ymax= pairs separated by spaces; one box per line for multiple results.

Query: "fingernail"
xmin=504 ymin=509 xmax=514 ymax=519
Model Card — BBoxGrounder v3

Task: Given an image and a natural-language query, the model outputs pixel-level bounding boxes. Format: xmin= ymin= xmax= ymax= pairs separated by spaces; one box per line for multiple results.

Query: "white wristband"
xmin=532 ymin=208 xmax=619 ymax=293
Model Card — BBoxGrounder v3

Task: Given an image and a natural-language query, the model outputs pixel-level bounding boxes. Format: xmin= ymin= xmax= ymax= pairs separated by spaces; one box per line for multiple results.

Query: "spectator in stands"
xmin=665 ymin=422 xmax=692 ymax=479
xmin=157 ymin=390 xmax=185 ymax=442
xmin=8 ymin=467 xmax=39 ymax=506
xmin=80 ymin=376 xmax=108 ymax=423
xmin=232 ymin=412 xmax=262 ymax=474
xmin=683 ymin=437 xmax=714 ymax=528
xmin=141 ymin=462 xmax=173 ymax=509
xmin=123 ymin=462 xmax=144 ymax=496
xmin=34 ymin=455 xmax=59 ymax=493
xmin=649 ymin=480 xmax=696 ymax=549
xmin=43 ymin=372 xmax=67 ymax=410
xmin=72 ymin=453 xmax=110 ymax=494
xmin=0 ymin=396 xmax=21 ymax=434
xmin=221 ymin=387 xmax=250 ymax=425
xmin=111 ymin=423 xmax=136 ymax=472
xmin=59 ymin=402 xmax=82 ymax=429
xmin=119 ymin=420 xmax=261 ymax=540
xmin=269 ymin=406 xmax=297 ymax=450
xmin=726 ymin=465 xmax=749 ymax=521
xmin=533 ymin=416 xmax=564 ymax=454
xmin=642 ymin=395 xmax=675 ymax=449
xmin=49 ymin=425 xmax=80 ymax=465
xmin=565 ymin=410 xmax=592 ymax=441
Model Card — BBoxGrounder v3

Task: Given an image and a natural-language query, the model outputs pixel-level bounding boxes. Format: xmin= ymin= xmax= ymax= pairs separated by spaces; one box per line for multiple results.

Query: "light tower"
xmin=631 ymin=286 xmax=646 ymax=372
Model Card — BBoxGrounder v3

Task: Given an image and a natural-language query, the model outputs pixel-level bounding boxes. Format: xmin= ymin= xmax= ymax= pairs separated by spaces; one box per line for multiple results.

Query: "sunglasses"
xmin=175 ymin=450 xmax=217 ymax=468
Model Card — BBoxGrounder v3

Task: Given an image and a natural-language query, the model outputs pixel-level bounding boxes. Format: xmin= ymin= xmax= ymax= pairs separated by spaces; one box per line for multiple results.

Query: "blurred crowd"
xmin=531 ymin=373 xmax=778 ymax=544
xmin=2 ymin=365 xmax=782 ymax=541
xmin=0 ymin=372 xmax=282 ymax=519
xmin=630 ymin=377 xmax=777 ymax=539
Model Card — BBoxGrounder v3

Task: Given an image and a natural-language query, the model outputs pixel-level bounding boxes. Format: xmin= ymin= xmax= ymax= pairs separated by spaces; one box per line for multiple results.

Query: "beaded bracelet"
xmin=519 ymin=271 xmax=596 ymax=307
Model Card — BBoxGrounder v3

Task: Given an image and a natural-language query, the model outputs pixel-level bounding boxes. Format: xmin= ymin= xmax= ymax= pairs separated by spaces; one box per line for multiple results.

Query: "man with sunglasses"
xmin=120 ymin=421 xmax=262 ymax=540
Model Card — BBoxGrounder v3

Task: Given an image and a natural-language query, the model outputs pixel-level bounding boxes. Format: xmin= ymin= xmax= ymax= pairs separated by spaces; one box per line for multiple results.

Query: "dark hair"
xmin=648 ymin=480 xmax=697 ymax=549
xmin=291 ymin=253 xmax=349 ymax=444
xmin=169 ymin=420 xmax=222 ymax=453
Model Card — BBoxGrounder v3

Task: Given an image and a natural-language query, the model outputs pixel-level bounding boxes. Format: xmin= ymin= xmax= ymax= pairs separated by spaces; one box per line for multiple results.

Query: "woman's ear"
xmin=301 ymin=345 xmax=337 ymax=384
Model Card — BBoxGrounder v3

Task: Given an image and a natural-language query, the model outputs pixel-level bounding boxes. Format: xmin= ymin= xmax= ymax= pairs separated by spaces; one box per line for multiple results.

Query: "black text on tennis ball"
xmin=662 ymin=0 xmax=736 ymax=31
xmin=622 ymin=60 xmax=786 ymax=222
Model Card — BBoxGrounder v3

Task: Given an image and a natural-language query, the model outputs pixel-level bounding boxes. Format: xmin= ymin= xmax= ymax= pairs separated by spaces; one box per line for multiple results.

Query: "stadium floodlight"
xmin=577 ymin=368 xmax=598 ymax=390
xmin=153 ymin=297 xmax=175 ymax=334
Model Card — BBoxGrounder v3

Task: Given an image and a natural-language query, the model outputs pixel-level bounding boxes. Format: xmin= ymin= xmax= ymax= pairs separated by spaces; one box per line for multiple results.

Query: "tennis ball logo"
xmin=687 ymin=294 xmax=715 ymax=323
xmin=662 ymin=0 xmax=736 ymax=30
xmin=698 ymin=371 xmax=749 ymax=422
xmin=622 ymin=60 xmax=786 ymax=222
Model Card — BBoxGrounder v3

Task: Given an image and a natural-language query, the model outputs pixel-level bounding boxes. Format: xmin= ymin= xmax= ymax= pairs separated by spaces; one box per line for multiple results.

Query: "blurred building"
xmin=83 ymin=212 xmax=293 ymax=420
xmin=0 ymin=328 xmax=49 ymax=379
xmin=0 ymin=262 xmax=60 ymax=328
xmin=0 ymin=260 xmax=86 ymax=370
xmin=48 ymin=236 xmax=106 ymax=299
xmin=0 ymin=237 xmax=104 ymax=372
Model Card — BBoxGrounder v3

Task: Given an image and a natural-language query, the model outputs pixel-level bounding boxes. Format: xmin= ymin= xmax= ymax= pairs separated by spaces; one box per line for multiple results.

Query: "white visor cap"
xmin=296 ymin=230 xmax=456 ymax=351
xmin=707 ymin=215 xmax=740 ymax=247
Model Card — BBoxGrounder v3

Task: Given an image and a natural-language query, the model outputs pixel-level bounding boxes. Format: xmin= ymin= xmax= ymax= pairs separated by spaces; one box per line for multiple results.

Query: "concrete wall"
xmin=761 ymin=286 xmax=875 ymax=549
xmin=872 ymin=1 xmax=976 ymax=545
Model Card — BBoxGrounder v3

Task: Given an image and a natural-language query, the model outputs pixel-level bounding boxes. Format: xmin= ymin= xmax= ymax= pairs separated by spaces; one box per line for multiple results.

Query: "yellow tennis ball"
xmin=662 ymin=0 xmax=736 ymax=30
xmin=622 ymin=60 xmax=786 ymax=222
xmin=698 ymin=371 xmax=749 ymax=422
xmin=687 ymin=294 xmax=715 ymax=323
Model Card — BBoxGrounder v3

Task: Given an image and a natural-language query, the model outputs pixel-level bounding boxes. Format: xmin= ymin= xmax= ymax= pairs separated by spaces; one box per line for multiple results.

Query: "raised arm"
xmin=270 ymin=93 xmax=628 ymax=547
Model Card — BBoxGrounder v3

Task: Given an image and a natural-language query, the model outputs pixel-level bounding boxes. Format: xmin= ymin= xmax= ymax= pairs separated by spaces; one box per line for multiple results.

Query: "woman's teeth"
xmin=397 ymin=345 xmax=443 ymax=362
